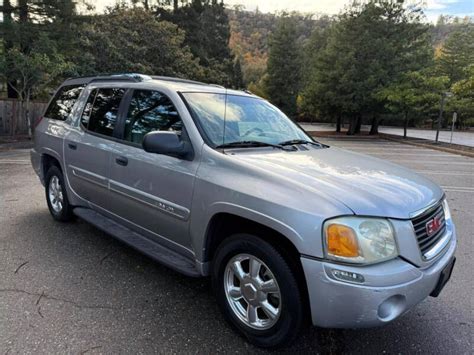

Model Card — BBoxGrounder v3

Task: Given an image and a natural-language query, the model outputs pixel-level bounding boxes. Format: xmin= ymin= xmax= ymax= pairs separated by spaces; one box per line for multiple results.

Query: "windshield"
xmin=182 ymin=92 xmax=311 ymax=147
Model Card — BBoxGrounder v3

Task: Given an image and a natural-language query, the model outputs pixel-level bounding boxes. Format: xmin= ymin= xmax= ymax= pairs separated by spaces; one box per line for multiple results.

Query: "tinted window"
xmin=124 ymin=90 xmax=182 ymax=145
xmin=83 ymin=88 xmax=125 ymax=137
xmin=44 ymin=84 xmax=85 ymax=121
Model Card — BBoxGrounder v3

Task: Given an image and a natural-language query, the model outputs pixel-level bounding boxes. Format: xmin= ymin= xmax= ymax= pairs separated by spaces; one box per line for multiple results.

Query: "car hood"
xmin=228 ymin=146 xmax=443 ymax=219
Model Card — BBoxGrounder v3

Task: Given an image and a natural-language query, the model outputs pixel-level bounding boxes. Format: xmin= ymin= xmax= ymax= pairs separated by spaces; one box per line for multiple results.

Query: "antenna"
xmin=222 ymin=88 xmax=228 ymax=146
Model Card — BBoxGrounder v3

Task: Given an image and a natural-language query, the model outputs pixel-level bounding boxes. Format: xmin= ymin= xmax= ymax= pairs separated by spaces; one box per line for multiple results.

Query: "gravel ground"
xmin=0 ymin=138 xmax=472 ymax=354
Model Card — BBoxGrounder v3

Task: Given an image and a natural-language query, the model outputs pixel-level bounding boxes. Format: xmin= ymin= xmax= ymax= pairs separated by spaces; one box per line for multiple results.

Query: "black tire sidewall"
xmin=45 ymin=166 xmax=73 ymax=222
xmin=212 ymin=233 xmax=304 ymax=348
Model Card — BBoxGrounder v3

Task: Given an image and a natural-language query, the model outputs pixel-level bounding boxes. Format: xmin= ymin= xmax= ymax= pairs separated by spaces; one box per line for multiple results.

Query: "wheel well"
xmin=42 ymin=154 xmax=61 ymax=177
xmin=204 ymin=213 xmax=311 ymax=322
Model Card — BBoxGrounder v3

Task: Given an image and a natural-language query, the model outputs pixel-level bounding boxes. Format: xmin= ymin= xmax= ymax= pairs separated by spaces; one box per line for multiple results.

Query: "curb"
xmin=379 ymin=134 xmax=474 ymax=158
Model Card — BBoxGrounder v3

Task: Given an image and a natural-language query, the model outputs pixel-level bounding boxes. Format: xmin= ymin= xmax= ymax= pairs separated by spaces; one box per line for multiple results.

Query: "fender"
xmin=190 ymin=201 xmax=304 ymax=263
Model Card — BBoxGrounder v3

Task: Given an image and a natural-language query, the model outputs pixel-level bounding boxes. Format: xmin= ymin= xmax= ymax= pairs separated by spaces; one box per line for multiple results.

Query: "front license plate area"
xmin=430 ymin=257 xmax=456 ymax=297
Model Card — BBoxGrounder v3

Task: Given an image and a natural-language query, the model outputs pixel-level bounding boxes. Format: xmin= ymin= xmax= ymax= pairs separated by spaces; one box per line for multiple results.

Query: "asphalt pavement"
xmin=0 ymin=139 xmax=472 ymax=354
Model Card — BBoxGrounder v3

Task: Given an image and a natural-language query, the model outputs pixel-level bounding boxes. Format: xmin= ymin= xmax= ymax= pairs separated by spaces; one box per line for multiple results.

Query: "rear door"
xmin=64 ymin=87 xmax=127 ymax=210
xmin=106 ymin=89 xmax=199 ymax=253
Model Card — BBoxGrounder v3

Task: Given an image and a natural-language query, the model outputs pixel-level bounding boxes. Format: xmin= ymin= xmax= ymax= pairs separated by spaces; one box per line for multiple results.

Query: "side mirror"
xmin=142 ymin=131 xmax=193 ymax=160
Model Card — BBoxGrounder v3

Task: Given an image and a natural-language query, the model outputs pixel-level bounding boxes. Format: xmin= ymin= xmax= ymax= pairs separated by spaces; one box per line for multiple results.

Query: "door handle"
xmin=68 ymin=143 xmax=77 ymax=150
xmin=115 ymin=156 xmax=128 ymax=166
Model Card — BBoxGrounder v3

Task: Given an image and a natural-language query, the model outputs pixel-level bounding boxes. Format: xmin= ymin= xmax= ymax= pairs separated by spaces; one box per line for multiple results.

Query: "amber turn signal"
xmin=326 ymin=224 xmax=359 ymax=258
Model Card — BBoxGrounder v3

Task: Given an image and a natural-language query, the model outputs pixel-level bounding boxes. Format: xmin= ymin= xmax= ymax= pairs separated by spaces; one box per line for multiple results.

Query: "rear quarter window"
xmin=44 ymin=84 xmax=85 ymax=121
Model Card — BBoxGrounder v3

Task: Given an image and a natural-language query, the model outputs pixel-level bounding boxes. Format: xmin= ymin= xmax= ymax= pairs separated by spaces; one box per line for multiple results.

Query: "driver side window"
xmin=124 ymin=90 xmax=182 ymax=145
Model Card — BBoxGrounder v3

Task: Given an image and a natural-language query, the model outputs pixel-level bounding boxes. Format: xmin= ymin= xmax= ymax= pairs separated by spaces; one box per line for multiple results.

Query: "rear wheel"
xmin=45 ymin=165 xmax=74 ymax=222
xmin=212 ymin=233 xmax=304 ymax=348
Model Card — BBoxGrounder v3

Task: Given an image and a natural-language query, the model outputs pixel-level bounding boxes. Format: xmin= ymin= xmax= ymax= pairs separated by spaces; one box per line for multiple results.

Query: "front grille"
xmin=411 ymin=202 xmax=446 ymax=259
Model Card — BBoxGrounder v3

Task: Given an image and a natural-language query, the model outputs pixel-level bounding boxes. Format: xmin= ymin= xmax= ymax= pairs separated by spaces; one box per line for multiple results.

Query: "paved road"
xmin=301 ymin=123 xmax=474 ymax=147
xmin=0 ymin=140 xmax=472 ymax=354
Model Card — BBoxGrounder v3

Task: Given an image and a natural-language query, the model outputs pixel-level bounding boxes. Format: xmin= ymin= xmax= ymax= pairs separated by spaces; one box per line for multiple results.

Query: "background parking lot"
xmin=0 ymin=138 xmax=472 ymax=354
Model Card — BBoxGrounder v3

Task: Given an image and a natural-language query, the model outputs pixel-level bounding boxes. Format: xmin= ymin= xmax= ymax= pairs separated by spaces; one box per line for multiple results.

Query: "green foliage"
xmin=436 ymin=24 xmax=474 ymax=84
xmin=75 ymin=7 xmax=201 ymax=79
xmin=0 ymin=34 xmax=70 ymax=100
xmin=228 ymin=9 xmax=330 ymax=88
xmin=265 ymin=15 xmax=302 ymax=118
xmin=158 ymin=0 xmax=235 ymax=85
xmin=232 ymin=57 xmax=244 ymax=89
xmin=301 ymin=0 xmax=433 ymax=133
xmin=447 ymin=65 xmax=474 ymax=128
xmin=377 ymin=71 xmax=450 ymax=134
xmin=0 ymin=0 xmax=472 ymax=132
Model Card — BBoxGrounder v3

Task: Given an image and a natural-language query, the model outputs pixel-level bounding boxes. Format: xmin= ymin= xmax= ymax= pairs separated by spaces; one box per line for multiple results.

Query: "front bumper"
xmin=301 ymin=232 xmax=456 ymax=328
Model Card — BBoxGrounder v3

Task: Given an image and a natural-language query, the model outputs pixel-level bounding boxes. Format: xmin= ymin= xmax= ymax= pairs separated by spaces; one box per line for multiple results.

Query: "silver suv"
xmin=31 ymin=74 xmax=456 ymax=348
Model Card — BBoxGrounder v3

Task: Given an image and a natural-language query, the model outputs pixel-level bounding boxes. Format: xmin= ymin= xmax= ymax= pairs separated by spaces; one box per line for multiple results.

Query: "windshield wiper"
xmin=278 ymin=139 xmax=324 ymax=147
xmin=216 ymin=140 xmax=295 ymax=151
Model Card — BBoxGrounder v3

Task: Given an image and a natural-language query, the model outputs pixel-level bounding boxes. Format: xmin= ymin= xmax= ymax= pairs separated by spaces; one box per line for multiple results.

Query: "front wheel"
xmin=212 ymin=234 xmax=305 ymax=348
xmin=45 ymin=165 xmax=74 ymax=222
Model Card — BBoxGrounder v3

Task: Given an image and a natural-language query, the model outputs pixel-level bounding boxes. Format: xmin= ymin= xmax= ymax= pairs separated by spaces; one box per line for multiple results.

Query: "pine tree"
xmin=232 ymin=57 xmax=244 ymax=89
xmin=265 ymin=15 xmax=301 ymax=118
xmin=437 ymin=25 xmax=474 ymax=84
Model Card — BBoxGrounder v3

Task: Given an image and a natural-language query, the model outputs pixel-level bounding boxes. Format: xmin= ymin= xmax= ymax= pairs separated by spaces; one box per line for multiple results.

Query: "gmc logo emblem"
xmin=426 ymin=216 xmax=442 ymax=237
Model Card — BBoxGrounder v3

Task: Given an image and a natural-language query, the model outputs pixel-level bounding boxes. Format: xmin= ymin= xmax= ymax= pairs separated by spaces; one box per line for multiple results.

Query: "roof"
xmin=62 ymin=73 xmax=254 ymax=97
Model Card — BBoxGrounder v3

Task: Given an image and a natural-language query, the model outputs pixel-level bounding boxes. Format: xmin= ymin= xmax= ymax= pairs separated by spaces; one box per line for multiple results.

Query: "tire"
xmin=45 ymin=165 xmax=74 ymax=222
xmin=212 ymin=233 xmax=304 ymax=348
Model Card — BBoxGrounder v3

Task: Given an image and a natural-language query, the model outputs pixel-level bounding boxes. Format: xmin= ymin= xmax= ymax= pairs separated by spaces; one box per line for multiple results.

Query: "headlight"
xmin=442 ymin=199 xmax=451 ymax=220
xmin=323 ymin=217 xmax=398 ymax=264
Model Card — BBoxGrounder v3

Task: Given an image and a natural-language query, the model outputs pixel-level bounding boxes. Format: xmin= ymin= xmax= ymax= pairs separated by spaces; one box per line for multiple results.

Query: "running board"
xmin=73 ymin=207 xmax=201 ymax=277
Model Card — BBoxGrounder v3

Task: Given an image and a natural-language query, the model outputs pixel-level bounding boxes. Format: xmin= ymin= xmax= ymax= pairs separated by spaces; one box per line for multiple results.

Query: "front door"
xmin=106 ymin=89 xmax=199 ymax=253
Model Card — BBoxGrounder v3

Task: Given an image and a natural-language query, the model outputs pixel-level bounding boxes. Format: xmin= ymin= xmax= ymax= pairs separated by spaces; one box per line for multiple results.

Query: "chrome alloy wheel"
xmin=48 ymin=175 xmax=64 ymax=213
xmin=224 ymin=254 xmax=281 ymax=330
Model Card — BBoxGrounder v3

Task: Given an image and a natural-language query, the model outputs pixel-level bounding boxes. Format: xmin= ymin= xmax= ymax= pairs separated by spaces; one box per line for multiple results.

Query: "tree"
xmin=265 ymin=15 xmax=301 ymax=118
xmin=75 ymin=7 xmax=202 ymax=79
xmin=437 ymin=25 xmax=474 ymax=84
xmin=300 ymin=27 xmax=337 ymax=127
xmin=158 ymin=0 xmax=234 ymax=85
xmin=0 ymin=0 xmax=86 ymax=98
xmin=448 ymin=65 xmax=474 ymax=129
xmin=0 ymin=35 xmax=70 ymax=136
xmin=301 ymin=0 xmax=432 ymax=135
xmin=232 ymin=57 xmax=244 ymax=89
xmin=378 ymin=71 xmax=449 ymax=137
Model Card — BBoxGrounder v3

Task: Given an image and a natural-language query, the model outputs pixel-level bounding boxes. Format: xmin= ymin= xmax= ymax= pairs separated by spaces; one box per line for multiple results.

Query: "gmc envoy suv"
xmin=31 ymin=74 xmax=456 ymax=348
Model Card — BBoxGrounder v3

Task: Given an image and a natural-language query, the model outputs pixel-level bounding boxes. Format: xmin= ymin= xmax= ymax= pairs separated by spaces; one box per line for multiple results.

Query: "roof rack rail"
xmin=151 ymin=76 xmax=224 ymax=88
xmin=90 ymin=73 xmax=152 ymax=83
xmin=64 ymin=73 xmax=152 ymax=85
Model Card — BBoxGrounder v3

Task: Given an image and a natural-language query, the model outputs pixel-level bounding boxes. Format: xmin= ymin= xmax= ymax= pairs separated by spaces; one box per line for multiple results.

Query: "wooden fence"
xmin=0 ymin=99 xmax=47 ymax=136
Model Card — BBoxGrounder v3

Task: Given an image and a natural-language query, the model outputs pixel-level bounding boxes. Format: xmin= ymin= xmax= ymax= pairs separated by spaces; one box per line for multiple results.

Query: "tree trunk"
xmin=369 ymin=114 xmax=379 ymax=135
xmin=347 ymin=116 xmax=356 ymax=135
xmin=143 ymin=0 xmax=149 ymax=10
xmin=336 ymin=114 xmax=341 ymax=133
xmin=403 ymin=111 xmax=408 ymax=138
xmin=25 ymin=91 xmax=32 ymax=138
xmin=174 ymin=0 xmax=179 ymax=11
xmin=354 ymin=114 xmax=362 ymax=134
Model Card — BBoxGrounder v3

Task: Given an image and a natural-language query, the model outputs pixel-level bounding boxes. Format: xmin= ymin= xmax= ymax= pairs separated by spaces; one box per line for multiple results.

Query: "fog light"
xmin=331 ymin=269 xmax=365 ymax=283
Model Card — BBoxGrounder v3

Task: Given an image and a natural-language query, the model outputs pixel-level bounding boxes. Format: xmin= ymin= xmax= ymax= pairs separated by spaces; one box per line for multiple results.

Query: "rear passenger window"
xmin=124 ymin=90 xmax=182 ymax=145
xmin=81 ymin=88 xmax=125 ymax=137
xmin=44 ymin=85 xmax=85 ymax=121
